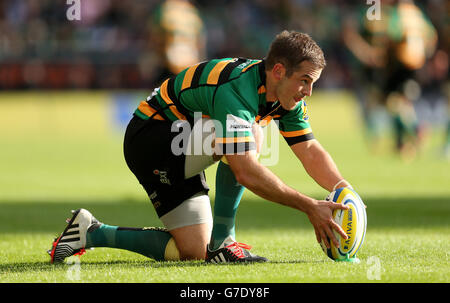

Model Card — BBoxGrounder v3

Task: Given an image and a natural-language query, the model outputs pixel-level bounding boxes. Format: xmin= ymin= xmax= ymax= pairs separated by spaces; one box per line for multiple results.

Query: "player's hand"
xmin=306 ymin=200 xmax=349 ymax=249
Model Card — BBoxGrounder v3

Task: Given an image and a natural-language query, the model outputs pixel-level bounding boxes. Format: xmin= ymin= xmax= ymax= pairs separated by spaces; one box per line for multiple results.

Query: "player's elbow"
xmin=226 ymin=153 xmax=261 ymax=189
xmin=228 ymin=162 xmax=254 ymax=189
xmin=233 ymin=170 xmax=253 ymax=188
xmin=235 ymin=165 xmax=265 ymax=190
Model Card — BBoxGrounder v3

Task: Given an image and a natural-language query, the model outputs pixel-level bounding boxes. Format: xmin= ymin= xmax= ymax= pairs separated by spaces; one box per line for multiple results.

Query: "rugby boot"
xmin=206 ymin=235 xmax=268 ymax=263
xmin=48 ymin=208 xmax=101 ymax=263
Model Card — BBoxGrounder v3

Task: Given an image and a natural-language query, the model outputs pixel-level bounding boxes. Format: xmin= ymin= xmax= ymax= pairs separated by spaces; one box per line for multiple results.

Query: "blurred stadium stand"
xmin=0 ymin=0 xmax=448 ymax=156
xmin=0 ymin=0 xmax=446 ymax=91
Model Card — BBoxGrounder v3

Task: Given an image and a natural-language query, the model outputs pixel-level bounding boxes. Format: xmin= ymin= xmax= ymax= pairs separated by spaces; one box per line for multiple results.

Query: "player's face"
xmin=276 ymin=60 xmax=322 ymax=110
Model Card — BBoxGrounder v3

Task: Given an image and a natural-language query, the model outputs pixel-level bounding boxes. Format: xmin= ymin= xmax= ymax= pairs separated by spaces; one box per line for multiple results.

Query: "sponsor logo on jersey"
xmin=226 ymin=114 xmax=252 ymax=132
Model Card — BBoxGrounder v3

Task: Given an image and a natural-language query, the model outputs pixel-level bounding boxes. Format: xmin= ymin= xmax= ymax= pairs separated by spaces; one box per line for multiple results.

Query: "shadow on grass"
xmin=0 ymin=195 xmax=449 ymax=234
xmin=0 ymin=259 xmax=204 ymax=274
xmin=0 ymin=258 xmax=322 ymax=275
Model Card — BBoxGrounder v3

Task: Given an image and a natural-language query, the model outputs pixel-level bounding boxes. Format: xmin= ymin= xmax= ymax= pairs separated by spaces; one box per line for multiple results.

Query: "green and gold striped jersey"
xmin=134 ymin=58 xmax=314 ymax=154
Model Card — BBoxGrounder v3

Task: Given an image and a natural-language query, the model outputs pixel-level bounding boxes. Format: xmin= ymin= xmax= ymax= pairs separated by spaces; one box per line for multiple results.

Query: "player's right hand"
xmin=306 ymin=200 xmax=349 ymax=249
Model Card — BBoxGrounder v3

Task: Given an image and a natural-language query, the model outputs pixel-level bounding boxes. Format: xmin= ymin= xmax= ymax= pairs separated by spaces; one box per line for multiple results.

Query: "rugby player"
xmin=48 ymin=30 xmax=351 ymax=263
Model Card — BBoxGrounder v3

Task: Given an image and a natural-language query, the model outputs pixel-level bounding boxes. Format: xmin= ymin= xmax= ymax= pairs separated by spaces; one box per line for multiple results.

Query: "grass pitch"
xmin=0 ymin=91 xmax=449 ymax=283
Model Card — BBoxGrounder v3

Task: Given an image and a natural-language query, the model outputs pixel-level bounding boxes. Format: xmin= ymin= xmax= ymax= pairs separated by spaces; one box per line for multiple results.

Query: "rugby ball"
xmin=320 ymin=187 xmax=367 ymax=262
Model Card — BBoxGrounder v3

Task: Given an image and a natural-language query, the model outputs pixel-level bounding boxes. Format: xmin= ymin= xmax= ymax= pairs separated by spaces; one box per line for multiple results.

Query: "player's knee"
xmin=167 ymin=222 xmax=212 ymax=261
xmin=164 ymin=236 xmax=207 ymax=261
xmin=177 ymin=241 xmax=208 ymax=260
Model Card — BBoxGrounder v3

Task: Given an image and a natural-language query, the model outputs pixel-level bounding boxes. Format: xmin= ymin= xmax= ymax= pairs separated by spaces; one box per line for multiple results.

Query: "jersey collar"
xmin=257 ymin=60 xmax=282 ymax=116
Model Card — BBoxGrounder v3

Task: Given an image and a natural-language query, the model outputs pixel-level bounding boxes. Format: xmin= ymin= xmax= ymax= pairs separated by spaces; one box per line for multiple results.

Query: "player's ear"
xmin=272 ymin=63 xmax=286 ymax=81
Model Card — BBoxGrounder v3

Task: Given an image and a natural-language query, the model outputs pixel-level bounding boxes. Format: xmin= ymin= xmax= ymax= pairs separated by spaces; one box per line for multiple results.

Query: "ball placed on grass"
xmin=320 ymin=187 xmax=367 ymax=262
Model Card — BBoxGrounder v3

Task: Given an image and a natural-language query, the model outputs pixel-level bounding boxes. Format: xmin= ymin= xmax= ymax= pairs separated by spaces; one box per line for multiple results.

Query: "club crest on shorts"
xmin=153 ymin=169 xmax=171 ymax=185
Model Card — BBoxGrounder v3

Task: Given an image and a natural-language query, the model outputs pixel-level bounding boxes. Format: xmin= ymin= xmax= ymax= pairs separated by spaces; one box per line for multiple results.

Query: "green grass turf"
xmin=0 ymin=91 xmax=449 ymax=283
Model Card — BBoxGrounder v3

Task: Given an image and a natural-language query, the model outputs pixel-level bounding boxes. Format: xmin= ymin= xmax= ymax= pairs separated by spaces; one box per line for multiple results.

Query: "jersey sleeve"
xmin=278 ymin=100 xmax=315 ymax=146
xmin=210 ymin=84 xmax=257 ymax=155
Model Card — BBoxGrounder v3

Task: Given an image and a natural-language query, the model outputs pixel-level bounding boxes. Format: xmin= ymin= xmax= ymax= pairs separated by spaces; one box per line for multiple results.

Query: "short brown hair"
xmin=265 ymin=30 xmax=326 ymax=76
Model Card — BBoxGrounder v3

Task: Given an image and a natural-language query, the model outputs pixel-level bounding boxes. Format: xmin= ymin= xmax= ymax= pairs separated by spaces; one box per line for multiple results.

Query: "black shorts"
xmin=123 ymin=115 xmax=209 ymax=218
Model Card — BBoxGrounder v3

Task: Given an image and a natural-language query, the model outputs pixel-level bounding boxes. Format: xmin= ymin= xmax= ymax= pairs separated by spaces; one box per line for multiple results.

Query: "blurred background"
xmin=1 ymin=1 xmax=449 ymax=282
xmin=0 ymin=0 xmax=447 ymax=89
xmin=0 ymin=0 xmax=449 ymax=202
